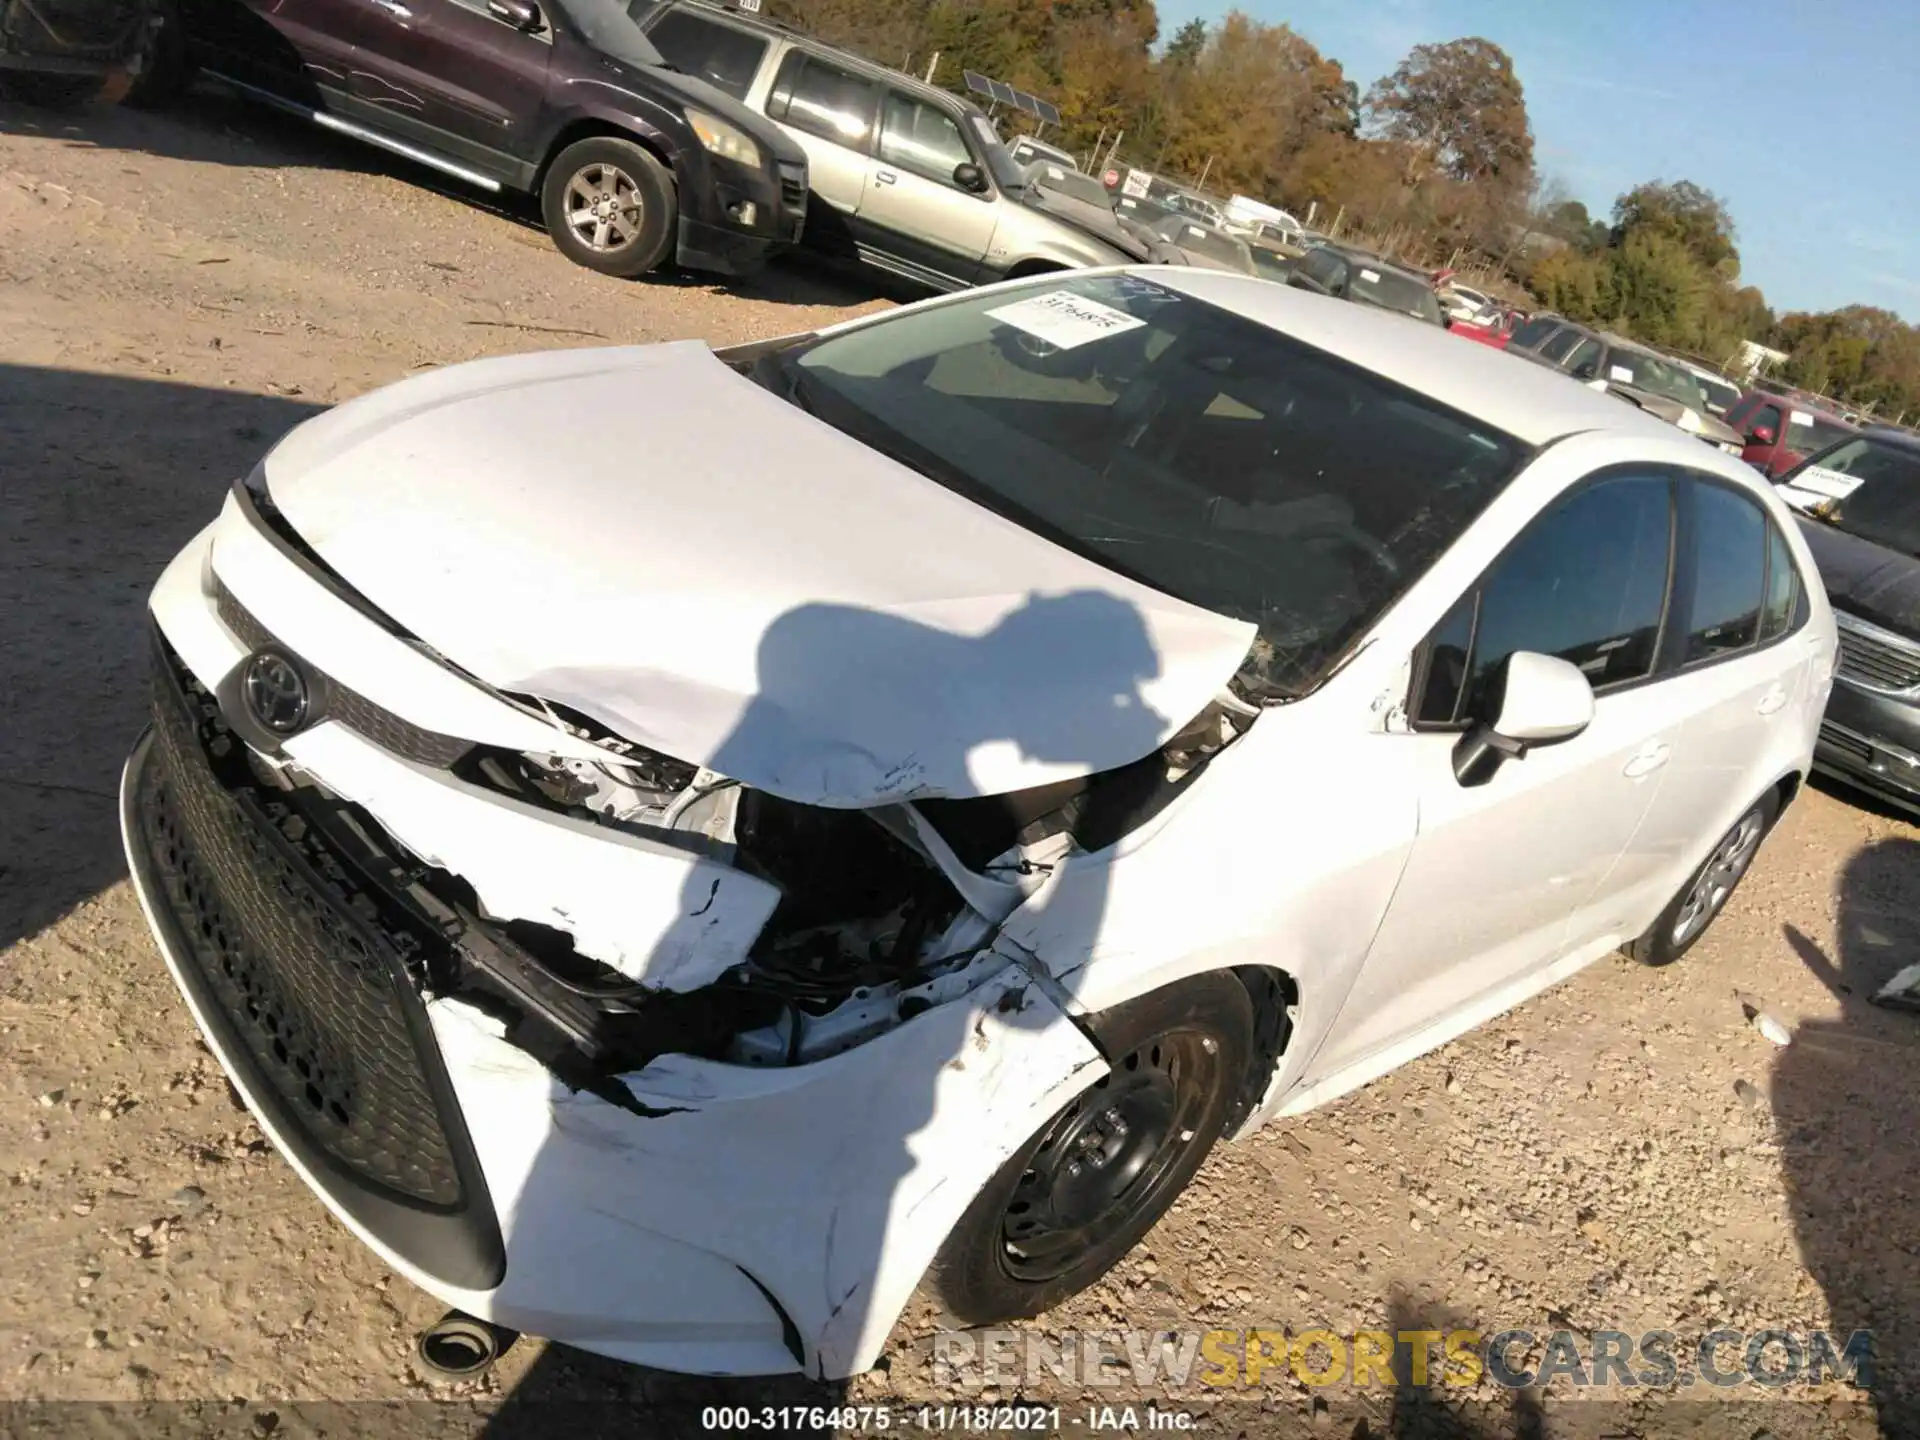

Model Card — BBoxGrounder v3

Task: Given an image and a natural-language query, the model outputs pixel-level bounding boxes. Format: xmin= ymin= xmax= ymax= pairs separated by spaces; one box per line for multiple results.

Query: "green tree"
xmin=1609 ymin=180 xmax=1738 ymax=273
xmin=1163 ymin=17 xmax=1207 ymax=66
xmin=1363 ymin=37 xmax=1534 ymax=189
xmin=1606 ymin=230 xmax=1709 ymax=347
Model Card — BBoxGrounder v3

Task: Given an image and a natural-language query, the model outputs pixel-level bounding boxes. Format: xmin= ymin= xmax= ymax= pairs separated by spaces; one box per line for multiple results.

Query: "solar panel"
xmin=1030 ymin=96 xmax=1061 ymax=126
xmin=989 ymin=78 xmax=1018 ymax=105
xmin=963 ymin=70 xmax=995 ymax=99
xmin=1010 ymin=89 xmax=1038 ymax=117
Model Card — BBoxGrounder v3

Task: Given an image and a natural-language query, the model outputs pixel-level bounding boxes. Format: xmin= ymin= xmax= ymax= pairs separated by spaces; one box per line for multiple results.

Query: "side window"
xmin=643 ymin=10 xmax=769 ymax=101
xmin=1752 ymin=403 xmax=1783 ymax=441
xmin=770 ymin=53 xmax=879 ymax=150
xmin=1564 ymin=338 xmax=1603 ymax=376
xmin=1683 ymin=483 xmax=1767 ymax=662
xmin=1726 ymin=395 xmax=1756 ymax=431
xmin=1759 ymin=523 xmax=1803 ymax=642
xmin=877 ymin=92 xmax=972 ymax=183
xmin=1414 ymin=477 xmax=1674 ymax=725
xmin=1511 ymin=318 xmax=1559 ymax=350
xmin=1538 ymin=328 xmax=1584 ymax=364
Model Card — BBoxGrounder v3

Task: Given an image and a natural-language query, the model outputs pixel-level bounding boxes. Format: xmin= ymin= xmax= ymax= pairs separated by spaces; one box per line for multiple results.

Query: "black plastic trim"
xmin=127 ymin=640 xmax=506 ymax=1291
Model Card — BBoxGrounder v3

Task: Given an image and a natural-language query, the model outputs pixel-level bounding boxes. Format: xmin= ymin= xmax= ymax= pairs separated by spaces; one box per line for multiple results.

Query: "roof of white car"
xmin=1143 ymin=268 xmax=1685 ymax=448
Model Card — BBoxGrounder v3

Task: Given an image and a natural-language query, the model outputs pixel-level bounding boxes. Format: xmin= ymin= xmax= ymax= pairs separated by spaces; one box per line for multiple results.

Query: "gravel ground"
xmin=3 ymin=90 xmax=1919 ymax=1440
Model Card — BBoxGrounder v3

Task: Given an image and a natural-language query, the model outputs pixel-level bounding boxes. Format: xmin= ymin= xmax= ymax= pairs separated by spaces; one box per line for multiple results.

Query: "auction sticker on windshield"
xmin=1793 ymin=465 xmax=1866 ymax=501
xmin=986 ymin=291 xmax=1148 ymax=350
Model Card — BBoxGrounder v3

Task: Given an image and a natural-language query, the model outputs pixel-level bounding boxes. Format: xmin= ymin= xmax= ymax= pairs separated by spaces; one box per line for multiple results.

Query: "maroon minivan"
xmin=1726 ymin=389 xmax=1858 ymax=478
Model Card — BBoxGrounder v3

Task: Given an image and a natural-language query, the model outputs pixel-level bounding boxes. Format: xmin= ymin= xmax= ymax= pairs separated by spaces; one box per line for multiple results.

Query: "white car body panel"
xmin=123 ymin=267 xmax=1832 ymax=1379
xmin=261 ymin=340 xmax=1257 ymax=808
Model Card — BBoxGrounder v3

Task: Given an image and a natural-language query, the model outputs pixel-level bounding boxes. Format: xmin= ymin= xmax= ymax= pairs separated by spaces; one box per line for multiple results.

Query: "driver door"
xmin=853 ymin=88 xmax=1000 ymax=289
xmin=1316 ymin=473 xmax=1687 ymax=1074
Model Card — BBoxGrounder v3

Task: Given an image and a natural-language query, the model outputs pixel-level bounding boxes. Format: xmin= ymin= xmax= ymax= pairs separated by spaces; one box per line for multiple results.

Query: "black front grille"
xmin=138 ymin=643 xmax=464 ymax=1207
xmin=214 ymin=579 xmax=472 ymax=768
xmin=1819 ymin=722 xmax=1874 ymax=767
xmin=1837 ymin=622 xmax=1920 ymax=693
xmin=777 ymin=163 xmax=808 ymax=241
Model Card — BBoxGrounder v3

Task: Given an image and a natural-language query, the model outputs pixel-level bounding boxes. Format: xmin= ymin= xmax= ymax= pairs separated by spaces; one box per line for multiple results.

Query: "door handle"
xmin=1622 ymin=742 xmax=1672 ymax=779
xmin=373 ymin=0 xmax=412 ymax=16
xmin=874 ymin=169 xmax=897 ymax=186
xmin=1755 ymin=685 xmax=1789 ymax=716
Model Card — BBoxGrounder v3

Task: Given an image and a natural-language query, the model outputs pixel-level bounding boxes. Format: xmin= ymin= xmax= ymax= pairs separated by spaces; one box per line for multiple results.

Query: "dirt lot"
xmin=4 ymin=90 xmax=1920 ymax=1440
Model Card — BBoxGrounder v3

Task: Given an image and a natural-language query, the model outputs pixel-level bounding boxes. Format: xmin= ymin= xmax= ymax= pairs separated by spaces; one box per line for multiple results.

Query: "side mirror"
xmin=1442 ymin=313 xmax=1454 ymax=329
xmin=953 ymin=162 xmax=988 ymax=194
xmin=1452 ymin=651 xmax=1594 ymax=787
xmin=1749 ymin=425 xmax=1775 ymax=445
xmin=487 ymin=0 xmax=540 ymax=26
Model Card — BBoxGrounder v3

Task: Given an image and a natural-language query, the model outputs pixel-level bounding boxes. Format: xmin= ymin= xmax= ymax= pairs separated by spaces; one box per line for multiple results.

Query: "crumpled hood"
xmin=260 ymin=343 xmax=1257 ymax=807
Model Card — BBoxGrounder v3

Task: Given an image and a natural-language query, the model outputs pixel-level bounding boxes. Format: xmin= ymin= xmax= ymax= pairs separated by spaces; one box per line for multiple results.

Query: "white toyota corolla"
xmin=122 ymin=268 xmax=1834 ymax=1379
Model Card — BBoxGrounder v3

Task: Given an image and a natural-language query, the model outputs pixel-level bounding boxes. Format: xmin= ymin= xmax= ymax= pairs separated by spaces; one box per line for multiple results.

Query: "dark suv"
xmin=1286 ymin=244 xmax=1446 ymax=326
xmin=141 ymin=0 xmax=807 ymax=277
xmin=1776 ymin=428 xmax=1920 ymax=814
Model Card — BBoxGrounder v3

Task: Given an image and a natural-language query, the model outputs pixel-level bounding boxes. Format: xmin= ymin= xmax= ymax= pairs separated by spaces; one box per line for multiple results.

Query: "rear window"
xmin=641 ymin=8 xmax=768 ymax=101
xmin=769 ymin=52 xmax=878 ymax=148
xmin=1511 ymin=317 xmax=1562 ymax=350
xmin=1350 ymin=266 xmax=1443 ymax=325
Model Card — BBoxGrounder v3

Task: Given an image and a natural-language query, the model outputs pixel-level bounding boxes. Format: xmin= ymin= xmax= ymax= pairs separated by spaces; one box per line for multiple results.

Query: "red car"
xmin=1448 ymin=309 xmax=1520 ymax=350
xmin=1724 ymin=389 xmax=1859 ymax=478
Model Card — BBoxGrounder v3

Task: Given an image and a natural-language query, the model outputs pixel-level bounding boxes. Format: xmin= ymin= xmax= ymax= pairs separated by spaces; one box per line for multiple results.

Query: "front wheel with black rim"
xmin=926 ymin=972 xmax=1253 ymax=1326
xmin=1627 ymin=788 xmax=1779 ymax=968
xmin=539 ymin=136 xmax=675 ymax=279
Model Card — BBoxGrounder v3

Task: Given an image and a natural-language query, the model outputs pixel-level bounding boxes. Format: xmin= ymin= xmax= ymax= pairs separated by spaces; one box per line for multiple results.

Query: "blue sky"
xmin=1150 ymin=0 xmax=1918 ymax=320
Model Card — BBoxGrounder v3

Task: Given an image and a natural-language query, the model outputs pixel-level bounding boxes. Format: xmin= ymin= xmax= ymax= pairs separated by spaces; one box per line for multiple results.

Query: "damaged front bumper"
xmin=120 ymin=513 xmax=1109 ymax=1377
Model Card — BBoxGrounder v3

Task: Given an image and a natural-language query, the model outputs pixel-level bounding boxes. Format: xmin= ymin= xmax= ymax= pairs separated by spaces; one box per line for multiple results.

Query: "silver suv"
xmin=635 ymin=0 xmax=1136 ymax=291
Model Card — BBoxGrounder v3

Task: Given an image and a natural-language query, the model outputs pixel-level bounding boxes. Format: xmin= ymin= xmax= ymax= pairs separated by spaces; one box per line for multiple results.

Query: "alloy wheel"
xmin=1671 ymin=809 xmax=1765 ymax=947
xmin=563 ymin=163 xmax=645 ymax=253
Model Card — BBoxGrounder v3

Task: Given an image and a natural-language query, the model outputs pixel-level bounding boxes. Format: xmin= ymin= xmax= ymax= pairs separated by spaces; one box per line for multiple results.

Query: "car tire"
xmin=127 ymin=0 xmax=194 ymax=108
xmin=925 ymin=971 xmax=1252 ymax=1326
xmin=1627 ymin=789 xmax=1779 ymax=968
xmin=540 ymin=136 xmax=675 ymax=279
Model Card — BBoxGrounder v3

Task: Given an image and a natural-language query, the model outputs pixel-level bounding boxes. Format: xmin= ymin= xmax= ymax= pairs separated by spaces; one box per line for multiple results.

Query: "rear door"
xmin=1595 ymin=479 xmax=1818 ymax=941
xmin=761 ymin=49 xmax=880 ymax=249
xmin=181 ymin=0 xmax=366 ymax=100
xmin=852 ymin=87 xmax=1000 ymax=288
xmin=343 ymin=0 xmax=551 ymax=178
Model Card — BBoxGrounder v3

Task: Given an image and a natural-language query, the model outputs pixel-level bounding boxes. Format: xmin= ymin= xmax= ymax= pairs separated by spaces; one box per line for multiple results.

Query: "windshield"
xmin=1614 ymin=351 xmax=1704 ymax=408
xmin=751 ymin=275 xmax=1526 ymax=697
xmin=1788 ymin=409 xmax=1853 ymax=457
xmin=1349 ymin=265 xmax=1443 ymax=325
xmin=1156 ymin=217 xmax=1249 ymax=269
xmin=1115 ymin=195 xmax=1172 ymax=226
xmin=1693 ymin=373 xmax=1740 ymax=415
xmin=1249 ymin=248 xmax=1294 ymax=281
xmin=552 ymin=0 xmax=663 ymax=68
xmin=1028 ymin=162 xmax=1112 ymax=210
xmin=1786 ymin=437 xmax=1920 ymax=556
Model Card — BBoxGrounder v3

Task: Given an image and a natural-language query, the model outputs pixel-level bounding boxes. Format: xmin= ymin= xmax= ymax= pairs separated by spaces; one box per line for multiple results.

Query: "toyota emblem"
xmin=242 ymin=649 xmax=310 ymax=734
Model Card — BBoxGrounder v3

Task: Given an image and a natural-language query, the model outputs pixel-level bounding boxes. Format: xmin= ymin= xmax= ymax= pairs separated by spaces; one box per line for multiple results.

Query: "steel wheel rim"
xmin=1672 ymin=809 xmax=1765 ymax=946
xmin=563 ymin=163 xmax=644 ymax=253
xmin=997 ymin=1029 xmax=1222 ymax=1283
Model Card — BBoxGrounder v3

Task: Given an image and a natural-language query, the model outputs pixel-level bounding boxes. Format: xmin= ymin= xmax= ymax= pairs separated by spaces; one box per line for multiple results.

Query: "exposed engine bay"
xmin=191 ymin=634 xmax=1258 ymax=1101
